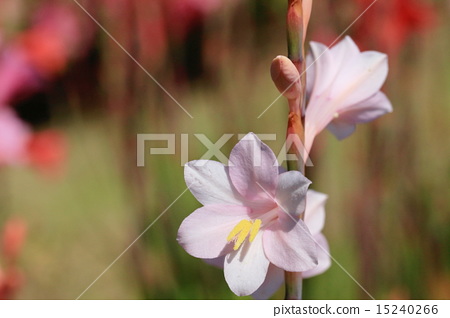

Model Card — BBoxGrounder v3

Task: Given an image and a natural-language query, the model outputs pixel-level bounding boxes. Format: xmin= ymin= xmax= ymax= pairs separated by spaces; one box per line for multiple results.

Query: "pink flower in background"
xmin=178 ymin=133 xmax=317 ymax=296
xmin=20 ymin=3 xmax=89 ymax=77
xmin=0 ymin=3 xmax=90 ymax=105
xmin=0 ymin=108 xmax=31 ymax=166
xmin=0 ymin=107 xmax=67 ymax=174
xmin=304 ymin=36 xmax=392 ymax=156
xmin=0 ymin=48 xmax=42 ymax=105
xmin=252 ymin=190 xmax=331 ymax=299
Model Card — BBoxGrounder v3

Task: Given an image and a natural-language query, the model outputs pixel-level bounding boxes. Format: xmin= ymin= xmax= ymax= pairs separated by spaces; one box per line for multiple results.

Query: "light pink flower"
xmin=0 ymin=108 xmax=31 ymax=166
xmin=304 ymin=36 xmax=393 ymax=156
xmin=177 ymin=133 xmax=318 ymax=296
xmin=252 ymin=190 xmax=331 ymax=299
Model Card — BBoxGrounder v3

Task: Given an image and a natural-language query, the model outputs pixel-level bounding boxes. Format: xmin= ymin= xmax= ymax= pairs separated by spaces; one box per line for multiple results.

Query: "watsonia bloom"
xmin=177 ymin=133 xmax=318 ymax=296
xmin=304 ymin=36 xmax=393 ymax=155
xmin=252 ymin=190 xmax=331 ymax=299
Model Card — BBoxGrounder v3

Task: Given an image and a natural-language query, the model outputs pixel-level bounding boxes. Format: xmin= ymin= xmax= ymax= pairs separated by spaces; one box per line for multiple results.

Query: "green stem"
xmin=287 ymin=0 xmax=307 ymax=114
xmin=285 ymin=271 xmax=303 ymax=300
xmin=284 ymin=0 xmax=307 ymax=301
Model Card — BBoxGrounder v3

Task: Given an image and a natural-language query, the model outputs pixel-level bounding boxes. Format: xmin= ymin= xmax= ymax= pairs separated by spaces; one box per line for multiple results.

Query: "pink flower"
xmin=252 ymin=190 xmax=331 ymax=299
xmin=304 ymin=36 xmax=393 ymax=156
xmin=0 ymin=108 xmax=31 ymax=166
xmin=0 ymin=48 xmax=42 ymax=105
xmin=177 ymin=133 xmax=318 ymax=296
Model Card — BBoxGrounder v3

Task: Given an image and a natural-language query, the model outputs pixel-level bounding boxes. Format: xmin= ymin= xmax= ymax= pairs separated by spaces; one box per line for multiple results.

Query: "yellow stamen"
xmin=234 ymin=223 xmax=251 ymax=250
xmin=227 ymin=219 xmax=262 ymax=250
xmin=249 ymin=219 xmax=262 ymax=242
xmin=227 ymin=220 xmax=250 ymax=242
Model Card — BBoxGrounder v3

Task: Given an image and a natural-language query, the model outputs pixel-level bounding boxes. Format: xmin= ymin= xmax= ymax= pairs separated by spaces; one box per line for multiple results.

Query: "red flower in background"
xmin=353 ymin=0 xmax=438 ymax=56
xmin=22 ymin=3 xmax=91 ymax=76
xmin=0 ymin=107 xmax=67 ymax=175
xmin=0 ymin=218 xmax=27 ymax=300
xmin=27 ymin=130 xmax=67 ymax=177
xmin=0 ymin=2 xmax=85 ymax=175
xmin=0 ymin=3 xmax=91 ymax=104
xmin=2 ymin=218 xmax=27 ymax=262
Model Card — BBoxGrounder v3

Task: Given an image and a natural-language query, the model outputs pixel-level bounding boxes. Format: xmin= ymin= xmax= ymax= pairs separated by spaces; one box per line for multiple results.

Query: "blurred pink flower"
xmin=252 ymin=190 xmax=331 ymax=299
xmin=0 ymin=48 xmax=42 ymax=105
xmin=32 ymin=4 xmax=87 ymax=53
xmin=178 ymin=133 xmax=317 ymax=296
xmin=304 ymin=36 xmax=392 ymax=156
xmin=0 ymin=108 xmax=31 ymax=166
xmin=0 ymin=3 xmax=89 ymax=105
xmin=20 ymin=3 xmax=89 ymax=77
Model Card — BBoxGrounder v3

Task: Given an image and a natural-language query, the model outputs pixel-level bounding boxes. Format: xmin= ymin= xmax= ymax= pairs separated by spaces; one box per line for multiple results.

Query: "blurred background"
xmin=0 ymin=0 xmax=448 ymax=299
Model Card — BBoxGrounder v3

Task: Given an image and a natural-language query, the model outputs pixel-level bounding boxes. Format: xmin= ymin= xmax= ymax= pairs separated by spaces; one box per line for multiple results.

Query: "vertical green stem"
xmin=284 ymin=0 xmax=307 ymax=300
xmin=287 ymin=0 xmax=307 ymax=114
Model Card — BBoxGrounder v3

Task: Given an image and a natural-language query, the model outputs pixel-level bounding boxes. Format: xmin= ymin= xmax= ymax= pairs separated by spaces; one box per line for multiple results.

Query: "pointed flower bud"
xmin=302 ymin=0 xmax=313 ymax=40
xmin=270 ymin=55 xmax=302 ymax=101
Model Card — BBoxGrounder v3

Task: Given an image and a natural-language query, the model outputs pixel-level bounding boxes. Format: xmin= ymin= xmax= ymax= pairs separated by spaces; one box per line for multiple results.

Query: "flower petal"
xmin=304 ymin=190 xmax=328 ymax=236
xmin=337 ymin=91 xmax=393 ymax=124
xmin=229 ymin=133 xmax=279 ymax=201
xmin=203 ymin=255 xmax=225 ymax=269
xmin=326 ymin=121 xmax=356 ymax=140
xmin=307 ymin=41 xmax=335 ymax=98
xmin=263 ymin=217 xmax=317 ymax=272
xmin=305 ymin=37 xmax=391 ymax=152
xmin=224 ymin=232 xmax=270 ymax=296
xmin=332 ymin=49 xmax=388 ymax=108
xmin=328 ymin=92 xmax=393 ymax=140
xmin=185 ymin=160 xmax=244 ymax=206
xmin=251 ymin=264 xmax=284 ymax=300
xmin=303 ymin=233 xmax=332 ymax=278
xmin=177 ymin=205 xmax=250 ymax=259
xmin=275 ymin=171 xmax=311 ymax=218
xmin=308 ymin=37 xmax=360 ymax=99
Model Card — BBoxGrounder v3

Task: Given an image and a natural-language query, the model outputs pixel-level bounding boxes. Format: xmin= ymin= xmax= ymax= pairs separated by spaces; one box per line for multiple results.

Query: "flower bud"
xmin=270 ymin=55 xmax=302 ymax=100
xmin=302 ymin=0 xmax=313 ymax=40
